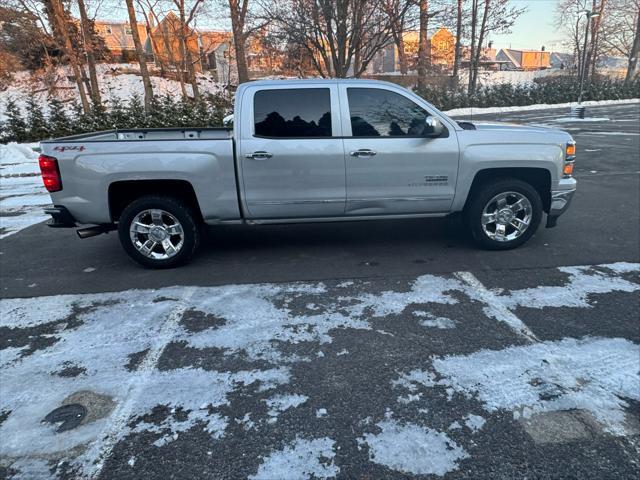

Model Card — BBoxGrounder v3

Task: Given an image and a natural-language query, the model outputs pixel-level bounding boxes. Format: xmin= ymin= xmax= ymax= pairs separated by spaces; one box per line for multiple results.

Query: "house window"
xmin=125 ymin=26 xmax=133 ymax=35
xmin=105 ymin=25 xmax=112 ymax=34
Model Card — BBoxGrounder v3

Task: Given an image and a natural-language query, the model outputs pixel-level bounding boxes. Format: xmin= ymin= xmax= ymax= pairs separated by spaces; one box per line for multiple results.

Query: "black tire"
xmin=465 ymin=178 xmax=543 ymax=250
xmin=118 ymin=195 xmax=200 ymax=268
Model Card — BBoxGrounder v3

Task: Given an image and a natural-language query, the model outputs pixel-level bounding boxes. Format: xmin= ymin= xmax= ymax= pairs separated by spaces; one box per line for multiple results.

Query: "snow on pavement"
xmin=0 ymin=143 xmax=50 ymax=239
xmin=0 ymin=263 xmax=638 ymax=478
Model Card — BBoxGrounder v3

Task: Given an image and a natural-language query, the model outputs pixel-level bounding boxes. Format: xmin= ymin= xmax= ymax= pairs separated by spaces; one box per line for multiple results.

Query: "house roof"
xmin=499 ymin=49 xmax=521 ymax=68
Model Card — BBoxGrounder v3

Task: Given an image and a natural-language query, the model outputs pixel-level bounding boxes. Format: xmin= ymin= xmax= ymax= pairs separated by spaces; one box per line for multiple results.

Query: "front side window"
xmin=254 ymin=88 xmax=332 ymax=138
xmin=348 ymin=88 xmax=428 ymax=137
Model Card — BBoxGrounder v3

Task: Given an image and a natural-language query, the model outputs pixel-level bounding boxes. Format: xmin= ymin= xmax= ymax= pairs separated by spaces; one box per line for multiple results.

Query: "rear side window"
xmin=254 ymin=88 xmax=332 ymax=138
xmin=347 ymin=88 xmax=428 ymax=137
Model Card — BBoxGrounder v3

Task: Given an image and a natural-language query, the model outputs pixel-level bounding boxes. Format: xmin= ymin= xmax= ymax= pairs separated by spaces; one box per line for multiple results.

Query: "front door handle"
xmin=245 ymin=151 xmax=273 ymax=160
xmin=350 ymin=149 xmax=377 ymax=157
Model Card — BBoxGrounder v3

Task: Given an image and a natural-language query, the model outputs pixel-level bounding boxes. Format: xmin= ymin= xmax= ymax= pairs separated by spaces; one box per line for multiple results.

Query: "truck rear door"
xmin=237 ymin=84 xmax=345 ymax=219
xmin=339 ymin=85 xmax=459 ymax=215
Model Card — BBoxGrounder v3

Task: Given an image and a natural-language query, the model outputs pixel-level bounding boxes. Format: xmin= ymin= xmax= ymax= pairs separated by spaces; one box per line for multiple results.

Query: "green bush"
xmin=0 ymin=92 xmax=233 ymax=143
xmin=414 ymin=76 xmax=640 ymax=111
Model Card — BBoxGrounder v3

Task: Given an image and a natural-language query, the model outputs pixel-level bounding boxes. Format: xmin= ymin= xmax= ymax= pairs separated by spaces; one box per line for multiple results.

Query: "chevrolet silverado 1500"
xmin=39 ymin=79 xmax=576 ymax=268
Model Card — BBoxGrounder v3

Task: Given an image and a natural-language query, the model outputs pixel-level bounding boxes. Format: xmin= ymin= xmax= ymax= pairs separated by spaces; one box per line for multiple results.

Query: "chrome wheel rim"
xmin=481 ymin=191 xmax=533 ymax=242
xmin=129 ymin=209 xmax=184 ymax=260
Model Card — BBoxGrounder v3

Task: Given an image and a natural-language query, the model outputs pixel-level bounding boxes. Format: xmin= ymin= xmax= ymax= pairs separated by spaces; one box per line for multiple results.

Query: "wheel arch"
xmin=462 ymin=167 xmax=552 ymax=213
xmin=108 ymin=179 xmax=204 ymax=223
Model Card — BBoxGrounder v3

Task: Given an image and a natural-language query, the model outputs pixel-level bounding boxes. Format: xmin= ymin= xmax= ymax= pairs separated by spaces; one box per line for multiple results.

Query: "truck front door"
xmin=339 ymin=86 xmax=459 ymax=215
xmin=238 ymin=85 xmax=346 ymax=219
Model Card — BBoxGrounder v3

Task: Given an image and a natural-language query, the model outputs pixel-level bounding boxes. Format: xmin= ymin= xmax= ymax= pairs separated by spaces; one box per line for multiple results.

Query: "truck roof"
xmin=237 ymin=78 xmax=402 ymax=90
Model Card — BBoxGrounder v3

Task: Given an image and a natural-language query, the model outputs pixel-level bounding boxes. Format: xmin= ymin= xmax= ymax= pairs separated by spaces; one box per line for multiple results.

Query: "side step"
xmin=77 ymin=225 xmax=116 ymax=239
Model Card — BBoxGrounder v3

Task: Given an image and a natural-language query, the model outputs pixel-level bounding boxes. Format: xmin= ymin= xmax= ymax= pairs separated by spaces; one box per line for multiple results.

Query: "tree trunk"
xmin=626 ymin=9 xmax=640 ymax=84
xmin=417 ymin=0 xmax=429 ymax=89
xmin=470 ymin=0 xmax=490 ymax=94
xmin=177 ymin=6 xmax=200 ymax=99
xmin=46 ymin=0 xmax=90 ymax=113
xmin=452 ymin=0 xmax=463 ymax=82
xmin=588 ymin=0 xmax=606 ymax=78
xmin=229 ymin=0 xmax=250 ymax=84
xmin=393 ymin=30 xmax=408 ymax=75
xmin=468 ymin=0 xmax=478 ymax=94
xmin=125 ymin=0 xmax=154 ymax=112
xmin=77 ymin=0 xmax=101 ymax=105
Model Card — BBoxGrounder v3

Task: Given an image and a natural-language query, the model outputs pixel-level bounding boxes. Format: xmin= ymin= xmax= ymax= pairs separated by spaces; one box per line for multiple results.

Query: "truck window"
xmin=347 ymin=88 xmax=428 ymax=137
xmin=254 ymin=88 xmax=332 ymax=138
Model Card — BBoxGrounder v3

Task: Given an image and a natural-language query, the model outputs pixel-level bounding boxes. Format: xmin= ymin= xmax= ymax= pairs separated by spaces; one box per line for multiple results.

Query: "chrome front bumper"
xmin=546 ymin=178 xmax=576 ymax=228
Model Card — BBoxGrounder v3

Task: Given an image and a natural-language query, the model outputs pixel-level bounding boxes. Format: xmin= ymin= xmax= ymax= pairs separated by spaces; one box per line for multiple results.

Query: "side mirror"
xmin=424 ymin=116 xmax=444 ymax=137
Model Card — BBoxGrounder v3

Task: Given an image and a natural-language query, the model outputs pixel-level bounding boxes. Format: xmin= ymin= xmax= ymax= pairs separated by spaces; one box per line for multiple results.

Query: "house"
xmin=496 ymin=48 xmax=551 ymax=71
xmin=368 ymin=28 xmax=459 ymax=74
xmin=94 ymin=20 xmax=148 ymax=62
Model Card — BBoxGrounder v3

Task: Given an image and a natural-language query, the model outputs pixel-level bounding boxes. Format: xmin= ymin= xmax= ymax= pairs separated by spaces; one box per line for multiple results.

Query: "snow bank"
xmin=444 ymin=98 xmax=639 ymax=116
xmin=0 ymin=142 xmax=50 ymax=239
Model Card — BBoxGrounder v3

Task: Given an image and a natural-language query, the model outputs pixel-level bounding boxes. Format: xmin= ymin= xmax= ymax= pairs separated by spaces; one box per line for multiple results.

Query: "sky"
xmin=488 ymin=0 xmax=568 ymax=52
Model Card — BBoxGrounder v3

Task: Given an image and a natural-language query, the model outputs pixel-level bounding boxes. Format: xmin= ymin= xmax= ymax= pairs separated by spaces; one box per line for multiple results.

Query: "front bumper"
xmin=546 ymin=178 xmax=576 ymax=228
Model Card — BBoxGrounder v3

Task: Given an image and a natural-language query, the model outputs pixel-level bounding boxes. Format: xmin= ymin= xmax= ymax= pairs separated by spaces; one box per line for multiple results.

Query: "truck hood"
xmin=471 ymin=121 xmax=559 ymax=134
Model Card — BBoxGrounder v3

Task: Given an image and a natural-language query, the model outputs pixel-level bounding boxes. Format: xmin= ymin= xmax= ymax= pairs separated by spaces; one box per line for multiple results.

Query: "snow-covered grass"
xmin=0 ymin=142 xmax=50 ymax=239
xmin=0 ymin=64 xmax=227 ymax=121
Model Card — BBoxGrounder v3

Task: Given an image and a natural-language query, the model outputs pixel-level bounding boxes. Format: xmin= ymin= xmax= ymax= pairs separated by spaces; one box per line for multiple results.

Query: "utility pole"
xmin=577 ymin=8 xmax=600 ymax=105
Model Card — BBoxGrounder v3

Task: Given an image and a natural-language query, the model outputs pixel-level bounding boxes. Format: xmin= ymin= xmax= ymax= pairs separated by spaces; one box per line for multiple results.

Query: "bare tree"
xmin=586 ymin=0 xmax=606 ymax=77
xmin=125 ymin=0 xmax=154 ymax=111
xmin=228 ymin=0 xmax=250 ymax=83
xmin=265 ymin=0 xmax=394 ymax=78
xmin=381 ymin=0 xmax=416 ymax=76
xmin=600 ymin=0 xmax=640 ymax=83
xmin=172 ymin=0 xmax=204 ymax=99
xmin=77 ymin=0 xmax=101 ymax=104
xmin=467 ymin=0 xmax=525 ymax=94
xmin=43 ymin=0 xmax=91 ymax=112
xmin=416 ymin=0 xmax=429 ymax=87
xmin=452 ymin=0 xmax=463 ymax=81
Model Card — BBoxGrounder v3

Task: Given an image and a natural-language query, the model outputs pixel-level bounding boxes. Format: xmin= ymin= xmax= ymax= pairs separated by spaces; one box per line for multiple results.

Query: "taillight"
xmin=39 ymin=154 xmax=62 ymax=192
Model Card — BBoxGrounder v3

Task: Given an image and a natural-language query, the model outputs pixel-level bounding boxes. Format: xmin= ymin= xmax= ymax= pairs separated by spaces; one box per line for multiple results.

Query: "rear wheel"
xmin=466 ymin=178 xmax=543 ymax=250
xmin=118 ymin=195 xmax=200 ymax=268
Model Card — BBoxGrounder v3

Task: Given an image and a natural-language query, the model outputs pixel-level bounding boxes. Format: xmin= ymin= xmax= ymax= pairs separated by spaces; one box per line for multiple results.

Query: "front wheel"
xmin=466 ymin=178 xmax=543 ymax=250
xmin=118 ymin=195 xmax=200 ymax=268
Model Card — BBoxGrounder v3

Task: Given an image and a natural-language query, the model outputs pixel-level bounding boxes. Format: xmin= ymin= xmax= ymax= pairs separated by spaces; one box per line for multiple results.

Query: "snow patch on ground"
xmin=444 ymin=98 xmax=639 ymax=117
xmin=264 ymin=394 xmax=308 ymax=420
xmin=433 ymin=336 xmax=640 ymax=436
xmin=360 ymin=418 xmax=468 ymax=476
xmin=250 ymin=437 xmax=339 ymax=480
xmin=415 ymin=312 xmax=457 ymax=329
xmin=493 ymin=264 xmax=640 ymax=310
xmin=0 ymin=143 xmax=50 ymax=238
xmin=464 ymin=414 xmax=486 ymax=433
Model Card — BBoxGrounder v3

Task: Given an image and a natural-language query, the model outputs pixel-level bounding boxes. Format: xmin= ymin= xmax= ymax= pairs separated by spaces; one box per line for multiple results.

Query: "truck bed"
xmin=40 ymin=127 xmax=233 ymax=143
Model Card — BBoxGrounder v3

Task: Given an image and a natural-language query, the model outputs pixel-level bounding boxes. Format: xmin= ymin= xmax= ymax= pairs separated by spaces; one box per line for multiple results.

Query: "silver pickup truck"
xmin=39 ymin=79 xmax=576 ymax=268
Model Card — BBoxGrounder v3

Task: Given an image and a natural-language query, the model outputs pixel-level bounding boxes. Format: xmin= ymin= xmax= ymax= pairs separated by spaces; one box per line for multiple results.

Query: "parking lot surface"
xmin=1 ymin=103 xmax=639 ymax=479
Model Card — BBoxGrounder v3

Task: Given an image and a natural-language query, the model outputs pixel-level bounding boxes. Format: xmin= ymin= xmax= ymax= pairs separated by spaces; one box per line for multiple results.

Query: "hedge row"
xmin=0 ymin=92 xmax=233 ymax=143
xmin=414 ymin=76 xmax=640 ymax=111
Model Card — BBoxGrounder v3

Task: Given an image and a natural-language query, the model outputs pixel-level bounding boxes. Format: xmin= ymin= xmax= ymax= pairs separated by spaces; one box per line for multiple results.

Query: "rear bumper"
xmin=546 ymin=178 xmax=576 ymax=228
xmin=45 ymin=206 xmax=77 ymax=228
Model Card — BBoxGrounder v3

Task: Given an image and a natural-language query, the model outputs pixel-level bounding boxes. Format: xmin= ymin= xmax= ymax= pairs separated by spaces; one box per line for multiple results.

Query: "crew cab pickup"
xmin=40 ymin=79 xmax=576 ymax=268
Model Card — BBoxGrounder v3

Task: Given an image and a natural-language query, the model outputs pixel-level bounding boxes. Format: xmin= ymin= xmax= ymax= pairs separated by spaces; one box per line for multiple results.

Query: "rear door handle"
xmin=245 ymin=151 xmax=273 ymax=160
xmin=350 ymin=149 xmax=377 ymax=157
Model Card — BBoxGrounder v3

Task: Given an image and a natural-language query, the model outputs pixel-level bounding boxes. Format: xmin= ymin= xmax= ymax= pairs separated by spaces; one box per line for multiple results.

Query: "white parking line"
xmin=456 ymin=271 xmax=539 ymax=343
xmin=87 ymin=286 xmax=197 ymax=478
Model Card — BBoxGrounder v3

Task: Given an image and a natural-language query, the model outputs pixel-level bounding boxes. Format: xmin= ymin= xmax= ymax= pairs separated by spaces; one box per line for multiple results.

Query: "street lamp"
xmin=573 ymin=8 xmax=600 ymax=118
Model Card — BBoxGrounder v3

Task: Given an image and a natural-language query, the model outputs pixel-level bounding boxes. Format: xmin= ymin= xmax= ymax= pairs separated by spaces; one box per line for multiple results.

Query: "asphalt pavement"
xmin=0 ymin=103 xmax=639 ymax=480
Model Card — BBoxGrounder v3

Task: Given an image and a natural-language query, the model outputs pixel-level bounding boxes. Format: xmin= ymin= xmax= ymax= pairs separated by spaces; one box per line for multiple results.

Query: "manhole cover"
xmin=43 ymin=403 xmax=87 ymax=432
